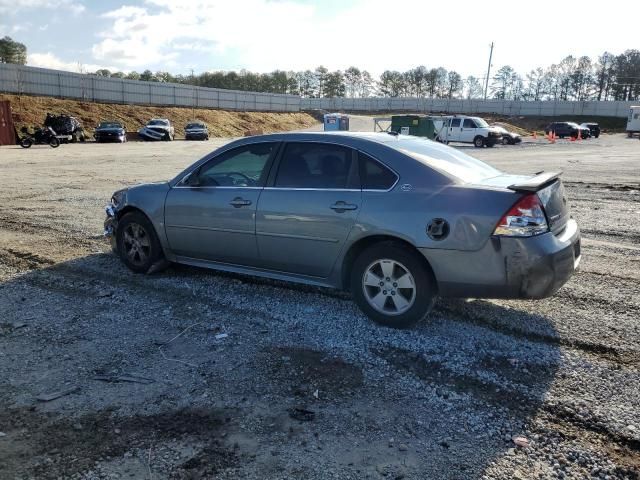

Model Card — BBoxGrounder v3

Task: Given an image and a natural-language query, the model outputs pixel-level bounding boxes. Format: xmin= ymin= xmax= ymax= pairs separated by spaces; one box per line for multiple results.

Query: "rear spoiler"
xmin=508 ymin=171 xmax=562 ymax=192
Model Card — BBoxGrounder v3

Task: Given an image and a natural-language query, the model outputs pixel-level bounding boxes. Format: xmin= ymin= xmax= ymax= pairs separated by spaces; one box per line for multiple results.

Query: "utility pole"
xmin=483 ymin=42 xmax=494 ymax=100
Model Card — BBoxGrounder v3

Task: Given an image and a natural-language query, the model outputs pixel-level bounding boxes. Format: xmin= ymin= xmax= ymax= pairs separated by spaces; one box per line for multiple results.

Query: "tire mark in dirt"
xmin=0 ymin=248 xmax=56 ymax=269
xmin=376 ymin=346 xmax=640 ymax=458
xmin=435 ymin=302 xmax=640 ymax=368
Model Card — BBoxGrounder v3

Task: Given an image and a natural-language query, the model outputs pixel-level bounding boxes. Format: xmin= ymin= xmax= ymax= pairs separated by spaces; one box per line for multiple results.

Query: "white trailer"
xmin=627 ymin=106 xmax=640 ymax=138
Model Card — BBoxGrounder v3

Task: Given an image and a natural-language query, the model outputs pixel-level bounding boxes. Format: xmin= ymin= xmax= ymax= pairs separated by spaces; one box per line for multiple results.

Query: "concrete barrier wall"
xmin=300 ymin=97 xmax=636 ymax=118
xmin=0 ymin=64 xmax=301 ymax=112
xmin=2 ymin=64 xmax=634 ymax=117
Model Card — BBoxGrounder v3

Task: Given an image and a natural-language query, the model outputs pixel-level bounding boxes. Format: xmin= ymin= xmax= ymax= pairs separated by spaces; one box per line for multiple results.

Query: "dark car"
xmin=104 ymin=132 xmax=580 ymax=329
xmin=580 ymin=123 xmax=600 ymax=138
xmin=545 ymin=122 xmax=589 ymax=139
xmin=94 ymin=121 xmax=127 ymax=143
xmin=185 ymin=122 xmax=209 ymax=141
xmin=493 ymin=126 xmax=522 ymax=145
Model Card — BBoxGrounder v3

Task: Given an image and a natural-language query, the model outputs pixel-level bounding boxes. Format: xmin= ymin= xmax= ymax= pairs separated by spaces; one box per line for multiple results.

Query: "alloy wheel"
xmin=122 ymin=223 xmax=151 ymax=267
xmin=362 ymin=259 xmax=416 ymax=316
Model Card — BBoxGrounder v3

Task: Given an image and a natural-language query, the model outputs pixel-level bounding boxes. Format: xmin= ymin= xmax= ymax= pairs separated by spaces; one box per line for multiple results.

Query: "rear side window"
xmin=275 ymin=142 xmax=354 ymax=189
xmin=359 ymin=152 xmax=397 ymax=190
xmin=450 ymin=119 xmax=461 ymax=128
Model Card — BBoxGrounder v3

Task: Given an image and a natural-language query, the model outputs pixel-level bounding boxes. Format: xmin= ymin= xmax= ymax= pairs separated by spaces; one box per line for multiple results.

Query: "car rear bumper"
xmin=420 ymin=219 xmax=581 ymax=299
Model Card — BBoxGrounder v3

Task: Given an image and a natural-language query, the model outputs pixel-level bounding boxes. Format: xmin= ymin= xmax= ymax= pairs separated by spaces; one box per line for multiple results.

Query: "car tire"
xmin=473 ymin=136 xmax=485 ymax=148
xmin=594 ymin=133 xmax=599 ymax=138
xmin=49 ymin=137 xmax=60 ymax=148
xmin=350 ymin=242 xmax=436 ymax=329
xmin=116 ymin=212 xmax=163 ymax=274
xmin=20 ymin=137 xmax=33 ymax=148
xmin=502 ymin=137 xmax=510 ymax=145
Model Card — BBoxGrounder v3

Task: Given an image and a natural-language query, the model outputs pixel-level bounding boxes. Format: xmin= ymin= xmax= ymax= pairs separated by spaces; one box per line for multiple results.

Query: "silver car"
xmin=105 ymin=132 xmax=581 ymax=328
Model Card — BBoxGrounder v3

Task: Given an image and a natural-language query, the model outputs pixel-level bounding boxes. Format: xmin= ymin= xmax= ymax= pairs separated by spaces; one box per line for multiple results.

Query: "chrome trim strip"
xmin=172 ymin=186 xmax=263 ymax=190
xmin=166 ymin=225 xmax=253 ymax=235
xmin=263 ymin=187 xmax=361 ymax=192
xmin=256 ymin=231 xmax=339 ymax=243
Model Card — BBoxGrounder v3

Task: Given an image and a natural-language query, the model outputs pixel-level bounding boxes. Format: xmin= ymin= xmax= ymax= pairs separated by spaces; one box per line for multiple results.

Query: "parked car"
xmin=44 ymin=113 xmax=85 ymax=143
xmin=104 ymin=132 xmax=580 ymax=329
xmin=184 ymin=122 xmax=209 ymax=141
xmin=138 ymin=119 xmax=175 ymax=141
xmin=492 ymin=126 xmax=522 ymax=145
xmin=580 ymin=122 xmax=600 ymax=138
xmin=545 ymin=121 xmax=590 ymax=139
xmin=94 ymin=121 xmax=126 ymax=143
xmin=436 ymin=116 xmax=503 ymax=147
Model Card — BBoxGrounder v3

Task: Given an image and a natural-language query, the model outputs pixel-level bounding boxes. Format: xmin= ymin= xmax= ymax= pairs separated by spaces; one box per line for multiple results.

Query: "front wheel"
xmin=49 ymin=137 xmax=60 ymax=148
xmin=116 ymin=212 xmax=163 ymax=273
xmin=350 ymin=243 xmax=436 ymax=329
xmin=473 ymin=136 xmax=485 ymax=148
xmin=20 ymin=137 xmax=33 ymax=148
xmin=502 ymin=137 xmax=510 ymax=145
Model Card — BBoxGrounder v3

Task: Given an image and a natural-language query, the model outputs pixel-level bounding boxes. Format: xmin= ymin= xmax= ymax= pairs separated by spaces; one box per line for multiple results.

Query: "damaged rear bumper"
xmin=419 ymin=219 xmax=581 ymax=299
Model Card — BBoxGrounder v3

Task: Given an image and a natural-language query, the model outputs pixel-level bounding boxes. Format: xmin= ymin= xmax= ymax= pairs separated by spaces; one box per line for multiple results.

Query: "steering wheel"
xmin=225 ymin=171 xmax=254 ymax=186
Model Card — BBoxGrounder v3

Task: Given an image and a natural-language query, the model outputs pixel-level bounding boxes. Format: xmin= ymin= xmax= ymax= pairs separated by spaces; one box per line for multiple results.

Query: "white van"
xmin=627 ymin=106 xmax=640 ymax=137
xmin=435 ymin=115 xmax=504 ymax=147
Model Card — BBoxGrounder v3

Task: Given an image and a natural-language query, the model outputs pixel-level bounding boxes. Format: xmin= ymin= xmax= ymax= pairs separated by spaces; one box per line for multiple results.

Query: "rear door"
xmin=256 ymin=141 xmax=361 ymax=278
xmin=164 ymin=142 xmax=277 ymax=265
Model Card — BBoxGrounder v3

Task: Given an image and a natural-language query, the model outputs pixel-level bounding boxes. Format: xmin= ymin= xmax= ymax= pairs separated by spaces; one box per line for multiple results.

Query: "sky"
xmin=0 ymin=0 xmax=638 ymax=79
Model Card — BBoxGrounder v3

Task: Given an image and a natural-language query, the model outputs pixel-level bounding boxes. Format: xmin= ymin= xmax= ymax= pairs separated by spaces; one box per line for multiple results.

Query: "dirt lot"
xmin=0 ymin=134 xmax=639 ymax=479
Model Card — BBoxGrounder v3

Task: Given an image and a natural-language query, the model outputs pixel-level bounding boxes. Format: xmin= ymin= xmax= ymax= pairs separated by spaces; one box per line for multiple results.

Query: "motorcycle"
xmin=20 ymin=126 xmax=60 ymax=148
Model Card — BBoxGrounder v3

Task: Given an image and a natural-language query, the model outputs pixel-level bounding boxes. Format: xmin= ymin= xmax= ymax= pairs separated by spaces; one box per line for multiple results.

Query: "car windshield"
xmin=148 ymin=120 xmax=168 ymax=126
xmin=186 ymin=123 xmax=204 ymax=129
xmin=390 ymin=137 xmax=501 ymax=183
xmin=99 ymin=122 xmax=121 ymax=128
xmin=472 ymin=117 xmax=489 ymax=128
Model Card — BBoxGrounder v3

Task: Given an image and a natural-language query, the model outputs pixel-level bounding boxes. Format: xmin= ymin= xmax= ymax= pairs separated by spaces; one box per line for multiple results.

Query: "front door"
xmin=256 ymin=142 xmax=361 ymax=278
xmin=447 ymin=118 xmax=462 ymax=142
xmin=460 ymin=118 xmax=478 ymax=143
xmin=164 ymin=142 xmax=277 ymax=265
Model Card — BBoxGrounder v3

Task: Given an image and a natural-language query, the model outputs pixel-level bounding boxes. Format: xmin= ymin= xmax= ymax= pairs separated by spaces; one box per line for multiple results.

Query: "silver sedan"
xmin=105 ymin=132 xmax=581 ymax=328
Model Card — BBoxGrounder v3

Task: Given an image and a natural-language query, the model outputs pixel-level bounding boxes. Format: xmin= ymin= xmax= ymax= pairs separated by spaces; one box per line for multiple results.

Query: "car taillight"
xmin=493 ymin=194 xmax=549 ymax=237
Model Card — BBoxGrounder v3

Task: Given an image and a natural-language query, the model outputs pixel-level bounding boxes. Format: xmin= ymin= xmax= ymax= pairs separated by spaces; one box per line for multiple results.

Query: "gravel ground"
xmin=0 ymin=135 xmax=638 ymax=479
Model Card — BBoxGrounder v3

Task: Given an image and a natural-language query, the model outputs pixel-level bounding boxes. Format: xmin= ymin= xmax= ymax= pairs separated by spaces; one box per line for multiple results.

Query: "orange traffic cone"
xmin=577 ymin=129 xmax=581 ymax=141
xmin=570 ymin=135 xmax=575 ymax=142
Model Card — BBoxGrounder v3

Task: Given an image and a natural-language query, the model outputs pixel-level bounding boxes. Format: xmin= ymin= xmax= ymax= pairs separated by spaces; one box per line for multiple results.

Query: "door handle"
xmin=230 ymin=197 xmax=252 ymax=208
xmin=330 ymin=201 xmax=358 ymax=212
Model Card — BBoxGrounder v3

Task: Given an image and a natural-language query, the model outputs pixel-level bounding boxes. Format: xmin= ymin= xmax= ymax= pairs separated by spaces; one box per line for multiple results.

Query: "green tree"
xmin=324 ymin=71 xmax=345 ymax=98
xmin=0 ymin=36 xmax=27 ymax=65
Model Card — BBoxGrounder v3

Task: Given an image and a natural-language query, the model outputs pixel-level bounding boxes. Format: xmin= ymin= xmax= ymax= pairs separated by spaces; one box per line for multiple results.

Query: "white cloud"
xmin=27 ymin=52 xmax=117 ymax=73
xmin=90 ymin=0 xmax=640 ymax=76
xmin=0 ymin=0 xmax=84 ymax=15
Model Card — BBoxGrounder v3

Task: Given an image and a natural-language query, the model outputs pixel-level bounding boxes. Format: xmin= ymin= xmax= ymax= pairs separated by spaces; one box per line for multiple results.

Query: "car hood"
xmin=96 ymin=127 xmax=124 ymax=132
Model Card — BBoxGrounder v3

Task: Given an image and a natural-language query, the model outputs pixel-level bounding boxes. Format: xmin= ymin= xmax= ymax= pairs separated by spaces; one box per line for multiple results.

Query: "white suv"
xmin=435 ymin=116 xmax=503 ymax=147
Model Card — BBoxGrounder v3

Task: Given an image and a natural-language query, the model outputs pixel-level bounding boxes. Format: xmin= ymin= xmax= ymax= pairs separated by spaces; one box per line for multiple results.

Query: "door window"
xmin=450 ymin=119 xmax=461 ymax=128
xmin=188 ymin=143 xmax=275 ymax=187
xmin=462 ymin=118 xmax=476 ymax=128
xmin=359 ymin=152 xmax=397 ymax=190
xmin=275 ymin=142 xmax=355 ymax=189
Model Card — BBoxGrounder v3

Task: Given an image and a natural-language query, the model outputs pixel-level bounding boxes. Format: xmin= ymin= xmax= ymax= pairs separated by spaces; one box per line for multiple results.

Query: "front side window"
xmin=275 ymin=142 xmax=354 ymax=189
xmin=463 ymin=118 xmax=476 ymax=128
xmin=359 ymin=152 xmax=397 ymax=190
xmin=189 ymin=143 xmax=275 ymax=187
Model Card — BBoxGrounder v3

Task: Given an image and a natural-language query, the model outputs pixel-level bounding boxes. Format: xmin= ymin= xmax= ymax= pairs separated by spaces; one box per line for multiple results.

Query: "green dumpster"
xmin=391 ymin=115 xmax=436 ymax=139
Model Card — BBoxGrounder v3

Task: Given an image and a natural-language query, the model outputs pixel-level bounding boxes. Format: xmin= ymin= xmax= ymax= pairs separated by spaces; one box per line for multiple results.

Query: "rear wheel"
xmin=350 ymin=242 xmax=436 ymax=329
xmin=116 ymin=212 xmax=163 ymax=273
xmin=20 ymin=137 xmax=33 ymax=148
xmin=473 ymin=136 xmax=485 ymax=148
xmin=49 ymin=137 xmax=60 ymax=148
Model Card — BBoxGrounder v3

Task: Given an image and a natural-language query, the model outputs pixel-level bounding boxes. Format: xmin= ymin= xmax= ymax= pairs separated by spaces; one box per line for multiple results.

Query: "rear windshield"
xmin=389 ymin=137 xmax=501 ymax=183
